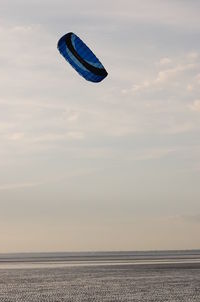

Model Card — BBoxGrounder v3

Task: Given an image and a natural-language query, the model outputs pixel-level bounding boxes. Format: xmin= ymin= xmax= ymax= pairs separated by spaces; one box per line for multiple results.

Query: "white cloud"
xmin=132 ymin=81 xmax=151 ymax=92
xmin=129 ymin=147 xmax=175 ymax=161
xmin=187 ymin=52 xmax=199 ymax=60
xmin=187 ymin=84 xmax=194 ymax=92
xmin=189 ymin=100 xmax=200 ymax=112
xmin=196 ymin=74 xmax=200 ymax=84
xmin=7 ymin=132 xmax=25 ymax=141
xmin=0 ymin=182 xmax=42 ymax=191
xmin=166 ymin=122 xmax=195 ymax=134
xmin=155 ymin=63 xmax=195 ymax=84
xmin=117 ymin=53 xmax=200 ymax=137
xmin=30 ymin=131 xmax=84 ymax=142
xmin=124 ymin=54 xmax=199 ymax=98
xmin=159 ymin=57 xmax=172 ymax=66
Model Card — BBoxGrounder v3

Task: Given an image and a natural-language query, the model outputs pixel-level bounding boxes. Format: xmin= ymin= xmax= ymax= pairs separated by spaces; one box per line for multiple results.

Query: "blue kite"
xmin=57 ymin=32 xmax=108 ymax=83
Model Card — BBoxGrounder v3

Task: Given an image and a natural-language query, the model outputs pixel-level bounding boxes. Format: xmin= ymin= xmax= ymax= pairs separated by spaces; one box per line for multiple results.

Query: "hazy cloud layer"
xmin=0 ymin=0 xmax=200 ymax=252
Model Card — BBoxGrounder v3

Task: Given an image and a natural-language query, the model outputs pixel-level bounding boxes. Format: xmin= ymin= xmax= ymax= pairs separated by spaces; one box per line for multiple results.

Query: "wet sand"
xmin=0 ymin=262 xmax=199 ymax=301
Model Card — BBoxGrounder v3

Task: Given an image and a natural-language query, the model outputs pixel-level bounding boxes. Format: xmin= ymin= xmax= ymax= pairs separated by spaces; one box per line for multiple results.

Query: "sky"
xmin=0 ymin=0 xmax=200 ymax=253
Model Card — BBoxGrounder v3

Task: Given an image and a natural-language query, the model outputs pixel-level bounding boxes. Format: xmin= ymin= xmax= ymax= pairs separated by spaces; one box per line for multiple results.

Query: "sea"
xmin=0 ymin=250 xmax=199 ymax=301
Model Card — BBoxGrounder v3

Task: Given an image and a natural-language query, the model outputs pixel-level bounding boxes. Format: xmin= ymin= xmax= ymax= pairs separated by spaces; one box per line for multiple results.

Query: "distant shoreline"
xmin=0 ymin=249 xmax=200 ymax=269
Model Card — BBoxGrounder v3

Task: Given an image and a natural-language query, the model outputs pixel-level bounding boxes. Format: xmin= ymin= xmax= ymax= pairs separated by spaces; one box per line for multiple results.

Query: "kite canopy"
xmin=57 ymin=32 xmax=108 ymax=83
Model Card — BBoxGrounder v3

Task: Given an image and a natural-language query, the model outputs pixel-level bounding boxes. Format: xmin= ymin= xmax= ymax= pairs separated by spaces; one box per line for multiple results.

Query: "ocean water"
xmin=0 ymin=250 xmax=199 ymax=301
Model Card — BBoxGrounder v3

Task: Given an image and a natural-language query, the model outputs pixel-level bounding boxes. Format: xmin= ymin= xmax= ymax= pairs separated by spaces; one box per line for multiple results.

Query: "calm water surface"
xmin=0 ymin=250 xmax=199 ymax=301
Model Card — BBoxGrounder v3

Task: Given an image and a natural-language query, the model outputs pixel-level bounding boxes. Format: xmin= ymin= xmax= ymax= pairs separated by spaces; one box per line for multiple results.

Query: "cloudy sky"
xmin=0 ymin=0 xmax=200 ymax=253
